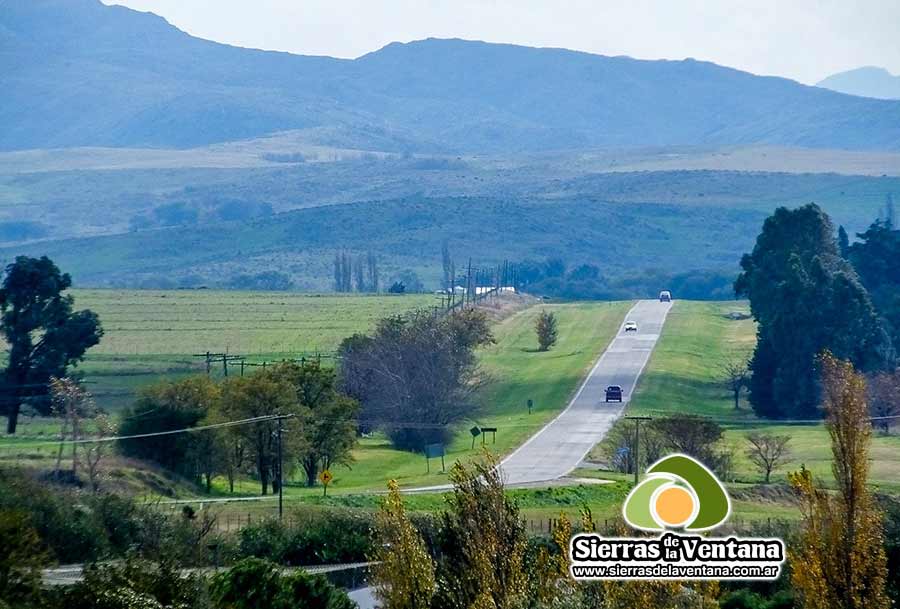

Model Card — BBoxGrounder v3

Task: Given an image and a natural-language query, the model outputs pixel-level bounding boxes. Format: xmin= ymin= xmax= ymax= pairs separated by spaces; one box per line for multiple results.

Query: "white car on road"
xmin=624 ymin=321 xmax=638 ymax=332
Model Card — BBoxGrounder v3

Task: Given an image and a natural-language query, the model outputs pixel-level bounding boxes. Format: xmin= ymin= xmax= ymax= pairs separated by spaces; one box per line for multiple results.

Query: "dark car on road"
xmin=605 ymin=385 xmax=623 ymax=402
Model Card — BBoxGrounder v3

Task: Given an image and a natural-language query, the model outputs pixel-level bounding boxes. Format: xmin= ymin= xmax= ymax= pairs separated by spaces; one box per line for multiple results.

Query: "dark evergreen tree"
xmin=366 ymin=251 xmax=380 ymax=293
xmin=848 ymin=219 xmax=900 ymax=348
xmin=838 ymin=225 xmax=851 ymax=258
xmin=333 ymin=252 xmax=342 ymax=292
xmin=735 ymin=204 xmax=891 ymax=419
xmin=0 ymin=256 xmax=102 ymax=433
xmin=353 ymin=256 xmax=366 ymax=292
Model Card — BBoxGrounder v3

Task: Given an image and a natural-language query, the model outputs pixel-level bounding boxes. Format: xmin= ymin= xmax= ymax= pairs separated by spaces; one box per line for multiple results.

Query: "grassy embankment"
xmin=581 ymin=300 xmax=900 ymax=521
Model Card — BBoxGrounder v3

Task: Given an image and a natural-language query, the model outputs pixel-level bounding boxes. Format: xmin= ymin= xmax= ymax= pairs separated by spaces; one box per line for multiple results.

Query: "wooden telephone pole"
xmin=624 ymin=415 xmax=652 ymax=485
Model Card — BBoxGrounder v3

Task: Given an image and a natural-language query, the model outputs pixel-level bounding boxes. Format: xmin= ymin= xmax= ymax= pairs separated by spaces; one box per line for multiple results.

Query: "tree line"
xmin=115 ymin=304 xmax=495 ymax=496
xmin=510 ymin=257 xmax=736 ymax=301
xmin=118 ymin=360 xmax=358 ymax=495
xmin=333 ymin=250 xmax=380 ymax=293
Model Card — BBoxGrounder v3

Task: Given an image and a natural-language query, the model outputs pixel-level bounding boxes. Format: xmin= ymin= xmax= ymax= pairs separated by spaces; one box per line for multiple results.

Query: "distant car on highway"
xmin=659 ymin=290 xmax=672 ymax=302
xmin=605 ymin=385 xmax=623 ymax=402
xmin=624 ymin=321 xmax=638 ymax=332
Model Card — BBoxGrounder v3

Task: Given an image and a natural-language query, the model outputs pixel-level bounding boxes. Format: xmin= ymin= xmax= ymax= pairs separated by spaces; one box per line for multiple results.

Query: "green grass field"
xmin=9 ymin=290 xmax=439 ymax=418
xmin=1 ymin=292 xmax=633 ymax=509
xmin=212 ymin=301 xmax=631 ymax=495
xmin=589 ymin=300 xmax=900 ymax=494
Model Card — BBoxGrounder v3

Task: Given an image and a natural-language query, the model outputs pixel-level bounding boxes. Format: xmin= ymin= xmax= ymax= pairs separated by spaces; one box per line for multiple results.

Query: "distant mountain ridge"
xmin=817 ymin=67 xmax=900 ymax=100
xmin=2 ymin=0 xmax=900 ymax=152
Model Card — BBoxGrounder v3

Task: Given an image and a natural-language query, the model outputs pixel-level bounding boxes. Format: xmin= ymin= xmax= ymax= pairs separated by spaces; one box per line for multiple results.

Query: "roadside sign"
xmin=425 ymin=443 xmax=446 ymax=473
xmin=425 ymin=443 xmax=445 ymax=458
xmin=319 ymin=469 xmax=333 ymax=496
xmin=470 ymin=426 xmax=481 ymax=449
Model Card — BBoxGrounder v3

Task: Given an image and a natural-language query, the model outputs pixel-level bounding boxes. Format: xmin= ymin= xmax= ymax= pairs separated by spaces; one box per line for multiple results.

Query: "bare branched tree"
xmin=868 ymin=369 xmax=900 ymax=434
xmin=339 ymin=308 xmax=494 ymax=450
xmin=721 ymin=357 xmax=750 ymax=410
xmin=745 ymin=431 xmax=791 ymax=483
xmin=49 ymin=376 xmax=97 ymax=477
xmin=85 ymin=414 xmax=116 ymax=491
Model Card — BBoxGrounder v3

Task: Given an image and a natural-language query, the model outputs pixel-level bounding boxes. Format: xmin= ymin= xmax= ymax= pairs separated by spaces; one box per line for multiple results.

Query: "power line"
xmin=1 ymin=414 xmax=290 ymax=449
xmin=6 ymin=411 xmax=900 ymax=448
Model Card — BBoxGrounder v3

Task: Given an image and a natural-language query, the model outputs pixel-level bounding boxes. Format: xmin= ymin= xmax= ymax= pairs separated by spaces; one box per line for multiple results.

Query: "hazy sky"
xmin=103 ymin=1 xmax=900 ymax=85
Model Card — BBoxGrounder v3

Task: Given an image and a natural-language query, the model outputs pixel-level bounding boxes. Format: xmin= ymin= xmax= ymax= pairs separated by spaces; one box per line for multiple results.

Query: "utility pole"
xmin=624 ymin=416 xmax=652 ymax=485
xmin=276 ymin=418 xmax=284 ymax=521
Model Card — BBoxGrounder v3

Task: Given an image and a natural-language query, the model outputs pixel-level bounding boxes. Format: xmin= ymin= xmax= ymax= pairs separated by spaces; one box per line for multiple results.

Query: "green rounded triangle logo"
xmin=623 ymin=453 xmax=731 ymax=532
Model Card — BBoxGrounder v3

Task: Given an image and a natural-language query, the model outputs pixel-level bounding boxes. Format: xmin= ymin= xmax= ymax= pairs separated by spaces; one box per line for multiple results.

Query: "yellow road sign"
xmin=319 ymin=469 xmax=333 ymax=485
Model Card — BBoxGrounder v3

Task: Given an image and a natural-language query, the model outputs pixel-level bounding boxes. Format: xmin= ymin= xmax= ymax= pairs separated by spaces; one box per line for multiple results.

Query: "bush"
xmin=0 ymin=468 xmax=217 ymax=566
xmin=238 ymin=507 xmax=374 ymax=565
xmin=0 ymin=510 xmax=46 ymax=607
xmin=719 ymin=588 xmax=793 ymax=609
xmin=0 ymin=469 xmax=108 ymax=563
xmin=210 ymin=558 xmax=352 ymax=609
xmin=48 ymin=560 xmax=209 ymax=609
xmin=118 ymin=376 xmax=219 ymax=476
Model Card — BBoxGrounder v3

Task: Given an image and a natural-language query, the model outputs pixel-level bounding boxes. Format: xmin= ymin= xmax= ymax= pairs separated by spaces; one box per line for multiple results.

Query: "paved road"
xmin=348 ymin=587 xmax=377 ymax=608
xmin=498 ymin=299 xmax=672 ymax=485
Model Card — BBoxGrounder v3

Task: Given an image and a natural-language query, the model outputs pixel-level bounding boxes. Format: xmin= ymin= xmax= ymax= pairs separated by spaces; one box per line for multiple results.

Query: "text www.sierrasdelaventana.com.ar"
xmin=569 ymin=532 xmax=785 ymax=581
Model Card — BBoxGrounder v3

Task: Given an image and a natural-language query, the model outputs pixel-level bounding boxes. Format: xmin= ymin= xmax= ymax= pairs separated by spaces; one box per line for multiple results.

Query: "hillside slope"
xmin=818 ymin=67 xmax=900 ymax=100
xmin=3 ymin=0 xmax=900 ymax=152
xmin=0 ymin=194 xmax=770 ymax=289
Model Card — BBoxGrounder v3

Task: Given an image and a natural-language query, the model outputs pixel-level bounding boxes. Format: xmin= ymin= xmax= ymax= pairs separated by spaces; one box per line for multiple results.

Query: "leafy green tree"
xmin=0 ymin=256 xmax=102 ymax=434
xmin=118 ymin=376 xmax=221 ymax=476
xmin=218 ymin=370 xmax=307 ymax=495
xmin=535 ymin=310 xmax=559 ymax=352
xmin=210 ymin=558 xmax=353 ymax=609
xmin=270 ymin=361 xmax=358 ymax=487
xmin=735 ymin=204 xmax=892 ymax=419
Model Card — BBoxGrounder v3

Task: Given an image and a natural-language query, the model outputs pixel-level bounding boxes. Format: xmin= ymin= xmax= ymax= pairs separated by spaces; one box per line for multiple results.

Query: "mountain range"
xmin=3 ymin=0 xmax=900 ymax=153
xmin=2 ymin=0 xmax=899 ymax=295
xmin=818 ymin=67 xmax=900 ymax=100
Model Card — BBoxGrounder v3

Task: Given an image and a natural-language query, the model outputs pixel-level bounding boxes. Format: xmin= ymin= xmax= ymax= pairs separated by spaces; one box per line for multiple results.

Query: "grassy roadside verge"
xmin=586 ymin=300 xmax=900 ymax=508
xmin=214 ymin=301 xmax=632 ymax=495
